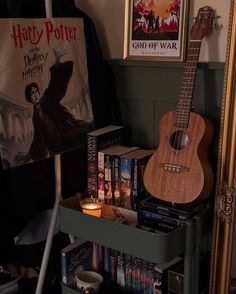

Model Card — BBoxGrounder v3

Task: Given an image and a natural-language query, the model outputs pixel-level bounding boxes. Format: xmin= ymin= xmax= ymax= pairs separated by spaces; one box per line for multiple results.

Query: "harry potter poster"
xmin=0 ymin=18 xmax=94 ymax=169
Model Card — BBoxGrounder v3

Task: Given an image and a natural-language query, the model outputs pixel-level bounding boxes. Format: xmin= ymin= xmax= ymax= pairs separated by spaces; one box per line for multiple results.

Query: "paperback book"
xmin=61 ymin=239 xmax=93 ymax=289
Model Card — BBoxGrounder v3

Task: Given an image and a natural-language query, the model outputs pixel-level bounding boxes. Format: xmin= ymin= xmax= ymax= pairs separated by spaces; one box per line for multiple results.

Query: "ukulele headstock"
xmin=190 ymin=6 xmax=214 ymax=40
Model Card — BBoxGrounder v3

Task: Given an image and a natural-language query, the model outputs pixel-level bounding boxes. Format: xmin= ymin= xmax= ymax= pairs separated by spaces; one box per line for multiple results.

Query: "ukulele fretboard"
xmin=175 ymin=41 xmax=201 ymax=128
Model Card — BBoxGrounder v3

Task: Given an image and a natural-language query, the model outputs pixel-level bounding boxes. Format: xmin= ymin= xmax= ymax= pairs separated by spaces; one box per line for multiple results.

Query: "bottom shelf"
xmin=60 ymin=196 xmax=211 ymax=294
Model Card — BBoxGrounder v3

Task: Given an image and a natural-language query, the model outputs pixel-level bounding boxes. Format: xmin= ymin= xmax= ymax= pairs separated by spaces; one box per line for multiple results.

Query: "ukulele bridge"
xmin=161 ymin=163 xmax=189 ymax=173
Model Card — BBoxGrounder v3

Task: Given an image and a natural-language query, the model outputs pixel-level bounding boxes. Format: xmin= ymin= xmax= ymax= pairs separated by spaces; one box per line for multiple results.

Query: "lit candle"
xmin=80 ymin=198 xmax=103 ymax=217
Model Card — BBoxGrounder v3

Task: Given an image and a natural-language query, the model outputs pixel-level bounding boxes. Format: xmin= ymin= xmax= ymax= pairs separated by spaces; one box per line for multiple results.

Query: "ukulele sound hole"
xmin=169 ymin=131 xmax=189 ymax=150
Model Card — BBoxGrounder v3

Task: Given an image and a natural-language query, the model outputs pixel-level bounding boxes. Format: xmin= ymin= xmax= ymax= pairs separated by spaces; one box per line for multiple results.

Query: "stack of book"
xmin=138 ymin=196 xmax=209 ymax=233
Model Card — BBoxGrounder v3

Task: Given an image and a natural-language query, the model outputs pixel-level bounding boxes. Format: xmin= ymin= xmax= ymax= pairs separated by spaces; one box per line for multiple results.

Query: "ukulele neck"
xmin=174 ymin=40 xmax=202 ymax=128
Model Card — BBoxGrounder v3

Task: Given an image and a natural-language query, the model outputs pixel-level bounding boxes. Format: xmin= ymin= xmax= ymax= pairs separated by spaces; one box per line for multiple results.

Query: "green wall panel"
xmin=109 ymin=61 xmax=225 ymax=150
xmin=118 ymin=98 xmax=155 ymax=148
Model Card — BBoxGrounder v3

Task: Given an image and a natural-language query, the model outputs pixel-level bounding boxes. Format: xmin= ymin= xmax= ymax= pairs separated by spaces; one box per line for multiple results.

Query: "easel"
xmin=35 ymin=1 xmax=61 ymax=293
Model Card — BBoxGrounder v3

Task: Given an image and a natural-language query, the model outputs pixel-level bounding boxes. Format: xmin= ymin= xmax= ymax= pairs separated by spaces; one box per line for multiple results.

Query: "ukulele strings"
xmin=173 ymin=13 xmax=203 ymax=159
xmin=171 ymin=33 xmax=201 ymax=203
xmin=172 ymin=42 xmax=194 ymax=165
xmin=168 ymin=8 xmax=210 ymax=204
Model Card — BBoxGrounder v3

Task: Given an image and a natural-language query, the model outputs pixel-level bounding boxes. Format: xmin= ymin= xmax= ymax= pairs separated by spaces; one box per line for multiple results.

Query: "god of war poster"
xmin=0 ymin=18 xmax=94 ymax=169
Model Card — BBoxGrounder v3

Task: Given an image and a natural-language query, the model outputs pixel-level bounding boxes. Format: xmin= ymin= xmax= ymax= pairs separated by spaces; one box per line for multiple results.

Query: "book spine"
xmin=138 ymin=209 xmax=184 ymax=232
xmin=104 ymin=153 xmax=113 ymax=204
xmin=134 ymin=257 xmax=144 ymax=294
xmin=142 ymin=260 xmax=149 ymax=293
xmin=92 ymin=242 xmax=98 ymax=271
xmin=132 ymin=256 xmax=142 ymax=293
xmin=103 ymin=246 xmax=110 ymax=287
xmin=132 ymin=158 xmax=138 ymax=211
xmin=113 ymin=154 xmax=121 ymax=206
xmin=140 ymin=204 xmax=189 ymax=221
xmin=61 ymin=252 xmax=67 ymax=286
xmin=109 ymin=248 xmax=117 ymax=288
xmin=87 ymin=135 xmax=97 ymax=197
xmin=97 ymin=244 xmax=103 ymax=274
xmin=132 ymin=155 xmax=153 ymax=211
xmin=97 ymin=150 xmax=105 ymax=201
xmin=117 ymin=251 xmax=125 ymax=289
xmin=120 ymin=157 xmax=133 ymax=209
xmin=148 ymin=262 xmax=154 ymax=294
xmin=124 ymin=254 xmax=132 ymax=292
xmin=152 ymin=269 xmax=165 ymax=293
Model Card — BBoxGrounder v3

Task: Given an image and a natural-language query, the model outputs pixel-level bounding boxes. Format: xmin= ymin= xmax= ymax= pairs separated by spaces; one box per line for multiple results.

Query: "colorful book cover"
xmin=61 ymin=239 xmax=93 ymax=289
xmin=87 ymin=125 xmax=128 ymax=197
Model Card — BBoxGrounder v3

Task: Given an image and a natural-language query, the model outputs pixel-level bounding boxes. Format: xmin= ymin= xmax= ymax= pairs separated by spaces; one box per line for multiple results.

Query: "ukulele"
xmin=143 ymin=6 xmax=214 ymax=204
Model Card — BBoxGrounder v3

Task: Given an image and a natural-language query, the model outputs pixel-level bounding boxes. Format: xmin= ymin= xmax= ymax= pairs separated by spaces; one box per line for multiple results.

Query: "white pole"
xmin=35 ymin=2 xmax=62 ymax=293
xmin=45 ymin=0 xmax=53 ymax=19
xmin=35 ymin=155 xmax=61 ymax=294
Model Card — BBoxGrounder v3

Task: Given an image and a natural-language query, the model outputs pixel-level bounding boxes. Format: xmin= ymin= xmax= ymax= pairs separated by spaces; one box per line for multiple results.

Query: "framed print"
xmin=124 ymin=0 xmax=189 ymax=61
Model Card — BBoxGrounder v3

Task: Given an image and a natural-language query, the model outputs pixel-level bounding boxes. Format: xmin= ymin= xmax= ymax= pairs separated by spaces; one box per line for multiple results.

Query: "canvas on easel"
xmin=0 ymin=18 xmax=94 ymax=169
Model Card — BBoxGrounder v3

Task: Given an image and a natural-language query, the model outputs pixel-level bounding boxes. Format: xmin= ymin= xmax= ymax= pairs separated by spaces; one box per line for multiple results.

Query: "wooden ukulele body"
xmin=144 ymin=111 xmax=214 ymax=204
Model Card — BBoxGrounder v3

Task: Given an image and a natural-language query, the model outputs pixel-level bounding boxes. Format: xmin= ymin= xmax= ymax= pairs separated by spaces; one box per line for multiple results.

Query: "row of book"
xmin=86 ymin=124 xmax=154 ymax=210
xmin=61 ymin=237 xmax=183 ymax=293
xmin=98 ymin=145 xmax=154 ymax=210
xmin=96 ymin=245 xmax=183 ymax=294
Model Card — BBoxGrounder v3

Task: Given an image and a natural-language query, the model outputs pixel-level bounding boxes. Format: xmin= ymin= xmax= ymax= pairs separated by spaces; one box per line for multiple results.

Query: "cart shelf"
xmin=59 ymin=196 xmax=186 ymax=264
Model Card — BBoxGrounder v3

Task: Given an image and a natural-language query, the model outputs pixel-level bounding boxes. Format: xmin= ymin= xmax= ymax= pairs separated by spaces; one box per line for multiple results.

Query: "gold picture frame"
xmin=124 ymin=0 xmax=189 ymax=61
xmin=209 ymin=0 xmax=236 ymax=293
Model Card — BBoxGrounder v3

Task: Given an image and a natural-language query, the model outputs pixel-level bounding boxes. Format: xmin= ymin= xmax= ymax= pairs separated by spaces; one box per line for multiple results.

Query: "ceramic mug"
xmin=76 ymin=271 xmax=103 ymax=293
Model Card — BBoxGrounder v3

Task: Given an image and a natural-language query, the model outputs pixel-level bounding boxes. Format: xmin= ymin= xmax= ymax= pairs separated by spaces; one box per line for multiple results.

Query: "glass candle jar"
xmin=80 ymin=198 xmax=103 ymax=217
